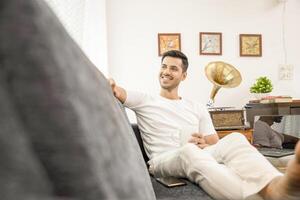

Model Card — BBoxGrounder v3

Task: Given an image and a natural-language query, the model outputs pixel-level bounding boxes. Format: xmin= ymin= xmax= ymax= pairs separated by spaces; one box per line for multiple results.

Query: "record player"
xmin=204 ymin=61 xmax=246 ymax=130
xmin=209 ymin=107 xmax=246 ymax=130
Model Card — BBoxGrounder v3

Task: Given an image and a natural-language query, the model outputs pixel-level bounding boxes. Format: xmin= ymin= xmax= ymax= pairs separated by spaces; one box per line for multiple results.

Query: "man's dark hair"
xmin=161 ymin=50 xmax=189 ymax=72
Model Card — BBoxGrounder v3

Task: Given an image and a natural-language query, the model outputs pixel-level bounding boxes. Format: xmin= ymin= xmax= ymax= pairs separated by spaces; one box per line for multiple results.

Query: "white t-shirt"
xmin=124 ymin=91 xmax=216 ymax=159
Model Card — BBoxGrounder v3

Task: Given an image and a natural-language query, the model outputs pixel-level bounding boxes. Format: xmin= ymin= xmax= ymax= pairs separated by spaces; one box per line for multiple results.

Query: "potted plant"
xmin=250 ymin=76 xmax=273 ymax=99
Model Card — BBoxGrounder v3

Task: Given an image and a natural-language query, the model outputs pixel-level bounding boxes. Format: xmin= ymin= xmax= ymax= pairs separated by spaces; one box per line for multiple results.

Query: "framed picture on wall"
xmin=158 ymin=33 xmax=181 ymax=56
xmin=239 ymin=34 xmax=262 ymax=57
xmin=199 ymin=32 xmax=222 ymax=55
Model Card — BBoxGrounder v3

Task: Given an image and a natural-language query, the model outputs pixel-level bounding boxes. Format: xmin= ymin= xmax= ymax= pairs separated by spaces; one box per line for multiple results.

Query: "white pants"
xmin=149 ymin=132 xmax=282 ymax=200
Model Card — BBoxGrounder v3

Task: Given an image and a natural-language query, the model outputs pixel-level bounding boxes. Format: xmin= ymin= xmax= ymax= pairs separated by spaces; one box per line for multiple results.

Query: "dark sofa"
xmin=131 ymin=125 xmax=213 ymax=200
xmin=0 ymin=0 xmax=212 ymax=199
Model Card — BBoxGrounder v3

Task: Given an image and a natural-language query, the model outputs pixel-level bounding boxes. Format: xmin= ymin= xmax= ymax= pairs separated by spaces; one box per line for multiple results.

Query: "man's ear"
xmin=181 ymin=71 xmax=187 ymax=81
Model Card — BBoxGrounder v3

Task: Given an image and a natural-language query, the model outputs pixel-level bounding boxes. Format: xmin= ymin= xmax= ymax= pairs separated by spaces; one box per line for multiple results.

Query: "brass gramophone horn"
xmin=205 ymin=61 xmax=242 ymax=104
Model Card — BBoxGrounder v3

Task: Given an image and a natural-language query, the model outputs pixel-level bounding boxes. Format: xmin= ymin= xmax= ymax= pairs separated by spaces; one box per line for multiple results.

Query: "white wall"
xmin=45 ymin=0 xmax=108 ymax=75
xmin=107 ymin=0 xmax=300 ymax=109
xmin=45 ymin=0 xmax=85 ymax=46
xmin=82 ymin=0 xmax=108 ymax=75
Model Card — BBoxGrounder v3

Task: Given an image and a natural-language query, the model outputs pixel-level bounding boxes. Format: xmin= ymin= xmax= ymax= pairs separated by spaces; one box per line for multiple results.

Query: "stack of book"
xmin=256 ymin=95 xmax=293 ymax=103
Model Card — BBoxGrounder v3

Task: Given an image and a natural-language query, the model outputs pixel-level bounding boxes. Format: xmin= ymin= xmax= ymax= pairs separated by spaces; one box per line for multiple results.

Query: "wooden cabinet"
xmin=217 ymin=129 xmax=253 ymax=144
xmin=245 ymin=101 xmax=300 ymax=128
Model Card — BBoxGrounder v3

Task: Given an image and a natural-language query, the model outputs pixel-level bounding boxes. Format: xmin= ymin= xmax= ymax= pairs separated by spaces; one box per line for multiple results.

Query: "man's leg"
xmin=259 ymin=141 xmax=300 ymax=200
xmin=149 ymin=143 xmax=244 ymax=200
xmin=206 ymin=132 xmax=282 ymax=199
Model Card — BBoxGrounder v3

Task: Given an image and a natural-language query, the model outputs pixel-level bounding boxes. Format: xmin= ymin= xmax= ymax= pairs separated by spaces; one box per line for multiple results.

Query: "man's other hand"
xmin=188 ymin=133 xmax=209 ymax=149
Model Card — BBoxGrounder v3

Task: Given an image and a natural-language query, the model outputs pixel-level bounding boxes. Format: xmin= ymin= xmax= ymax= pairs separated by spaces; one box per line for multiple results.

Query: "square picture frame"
xmin=199 ymin=32 xmax=222 ymax=55
xmin=240 ymin=34 xmax=262 ymax=57
xmin=158 ymin=33 xmax=181 ymax=56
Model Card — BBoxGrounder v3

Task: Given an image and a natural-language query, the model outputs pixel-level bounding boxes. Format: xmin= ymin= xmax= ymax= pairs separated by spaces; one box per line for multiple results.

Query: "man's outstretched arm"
xmin=108 ymin=78 xmax=127 ymax=103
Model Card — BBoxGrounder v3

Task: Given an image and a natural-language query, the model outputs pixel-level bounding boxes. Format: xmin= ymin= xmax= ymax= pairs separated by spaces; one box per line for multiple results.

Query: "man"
xmin=109 ymin=50 xmax=300 ymax=200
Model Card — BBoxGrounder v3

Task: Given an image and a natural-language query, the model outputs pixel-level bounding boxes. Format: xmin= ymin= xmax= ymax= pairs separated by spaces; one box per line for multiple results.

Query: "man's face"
xmin=159 ymin=56 xmax=187 ymax=90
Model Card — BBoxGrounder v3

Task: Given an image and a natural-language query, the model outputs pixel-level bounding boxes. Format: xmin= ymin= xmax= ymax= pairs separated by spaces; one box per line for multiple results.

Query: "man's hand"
xmin=188 ymin=133 xmax=210 ymax=149
xmin=107 ymin=78 xmax=127 ymax=103
xmin=108 ymin=78 xmax=117 ymax=96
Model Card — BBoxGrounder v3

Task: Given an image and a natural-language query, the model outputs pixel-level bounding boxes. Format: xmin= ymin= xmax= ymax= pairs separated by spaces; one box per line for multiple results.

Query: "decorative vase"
xmin=253 ymin=93 xmax=270 ymax=100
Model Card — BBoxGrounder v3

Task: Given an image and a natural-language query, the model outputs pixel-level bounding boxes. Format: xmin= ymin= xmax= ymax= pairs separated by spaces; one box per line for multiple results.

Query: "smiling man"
xmin=109 ymin=50 xmax=300 ymax=200
xmin=159 ymin=54 xmax=187 ymax=97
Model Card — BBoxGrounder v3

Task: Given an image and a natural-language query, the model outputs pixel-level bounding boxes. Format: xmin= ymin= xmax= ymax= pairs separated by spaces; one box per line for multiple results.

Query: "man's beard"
xmin=160 ymin=82 xmax=179 ymax=91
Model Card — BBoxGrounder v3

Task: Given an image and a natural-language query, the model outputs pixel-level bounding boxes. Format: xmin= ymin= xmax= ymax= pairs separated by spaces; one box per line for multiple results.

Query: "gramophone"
xmin=205 ymin=61 xmax=246 ymax=130
xmin=205 ymin=61 xmax=242 ymax=106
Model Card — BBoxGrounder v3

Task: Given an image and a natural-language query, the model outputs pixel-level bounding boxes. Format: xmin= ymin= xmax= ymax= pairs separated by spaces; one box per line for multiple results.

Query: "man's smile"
xmin=161 ymin=75 xmax=173 ymax=80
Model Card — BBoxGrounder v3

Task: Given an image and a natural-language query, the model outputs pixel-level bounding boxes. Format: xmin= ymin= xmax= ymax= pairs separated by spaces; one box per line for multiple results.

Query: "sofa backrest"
xmin=131 ymin=124 xmax=150 ymax=163
xmin=0 ymin=0 xmax=155 ymax=199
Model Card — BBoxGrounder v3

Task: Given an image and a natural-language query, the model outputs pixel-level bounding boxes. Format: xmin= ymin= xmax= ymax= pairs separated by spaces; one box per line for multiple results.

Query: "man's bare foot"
xmin=260 ymin=141 xmax=300 ymax=200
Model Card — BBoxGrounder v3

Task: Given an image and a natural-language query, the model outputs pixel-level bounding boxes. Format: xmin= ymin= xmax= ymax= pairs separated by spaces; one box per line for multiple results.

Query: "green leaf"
xmin=250 ymin=76 xmax=273 ymax=93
